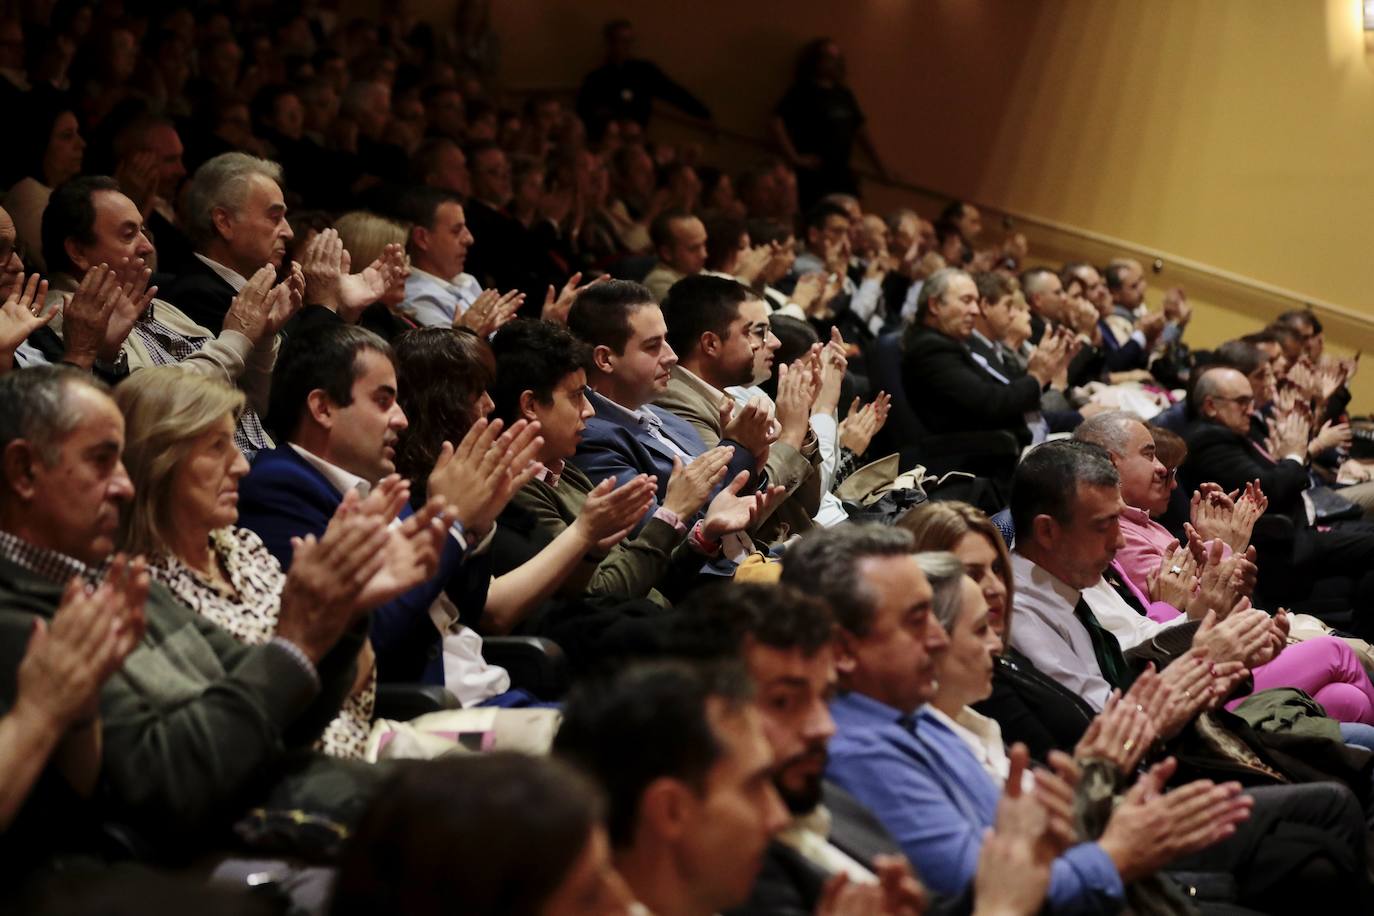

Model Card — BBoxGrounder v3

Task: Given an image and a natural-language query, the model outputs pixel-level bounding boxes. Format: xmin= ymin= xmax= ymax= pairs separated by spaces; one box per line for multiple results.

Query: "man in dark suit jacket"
xmin=1182 ymin=367 xmax=1374 ymax=631
xmin=237 ymin=322 xmax=519 ymax=694
xmin=160 ymin=152 xmax=296 ymax=332
xmin=567 ymin=280 xmax=756 ymax=533
xmin=901 ymin=268 xmax=1069 ymax=447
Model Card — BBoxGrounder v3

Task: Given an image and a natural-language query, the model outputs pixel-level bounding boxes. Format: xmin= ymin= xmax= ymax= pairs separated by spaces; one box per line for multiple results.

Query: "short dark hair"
xmin=1103 ymin=262 xmax=1128 ymax=292
xmin=672 ymin=582 xmax=835 ymax=660
xmin=42 ymin=175 xmax=123 ymax=277
xmin=781 ymin=524 xmax=916 ymax=636
xmin=553 ymin=661 xmax=753 ymax=848
xmin=660 ymin=274 xmax=754 ymax=358
xmin=489 ymin=318 xmax=592 ymax=426
xmin=1275 ymin=308 xmax=1321 ymax=335
xmin=703 ymin=215 xmax=746 ymax=272
xmin=394 ymin=327 xmax=495 ymax=501
xmin=1009 ymin=439 xmax=1120 ymax=537
xmin=973 ymin=270 xmax=1012 ymax=303
xmin=649 ymin=208 xmax=694 ymax=251
xmin=745 ymin=218 xmax=790 ymax=247
xmin=802 ymin=200 xmax=850 ymax=235
xmin=1240 ymin=330 xmax=1280 ymax=347
xmin=1212 ymin=340 xmax=1266 ymax=377
xmin=937 ymin=200 xmax=969 ymax=226
xmin=397 ymin=185 xmax=462 ymax=237
xmin=331 ymin=754 xmax=602 ymax=916
xmin=567 ymin=279 xmax=656 ymax=355
xmin=265 ymin=323 xmax=393 ymax=442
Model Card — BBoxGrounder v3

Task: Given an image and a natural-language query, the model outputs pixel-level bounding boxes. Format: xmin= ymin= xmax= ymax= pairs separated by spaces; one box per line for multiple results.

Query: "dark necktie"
xmin=1074 ymin=596 xmax=1131 ymax=690
xmin=1102 ymin=565 xmax=1147 ymax=616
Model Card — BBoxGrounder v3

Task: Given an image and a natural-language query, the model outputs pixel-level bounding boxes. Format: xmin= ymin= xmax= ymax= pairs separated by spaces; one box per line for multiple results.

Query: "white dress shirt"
xmin=194 ymin=253 xmax=248 ymax=293
xmin=1008 ymin=553 xmax=1113 ymax=711
xmin=1080 ymin=577 xmax=1190 ymax=652
xmin=400 ymin=268 xmax=481 ymax=328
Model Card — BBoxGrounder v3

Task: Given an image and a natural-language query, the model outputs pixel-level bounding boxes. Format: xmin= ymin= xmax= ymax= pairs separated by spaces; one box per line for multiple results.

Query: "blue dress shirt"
xmin=826 ymin=692 xmax=1124 ymax=914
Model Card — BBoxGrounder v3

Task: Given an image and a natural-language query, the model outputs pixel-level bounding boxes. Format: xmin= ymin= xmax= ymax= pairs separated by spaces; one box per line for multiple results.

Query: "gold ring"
xmin=1184 ymin=689 xmax=1193 ymax=700
xmin=1123 ymin=739 xmax=1135 ymax=753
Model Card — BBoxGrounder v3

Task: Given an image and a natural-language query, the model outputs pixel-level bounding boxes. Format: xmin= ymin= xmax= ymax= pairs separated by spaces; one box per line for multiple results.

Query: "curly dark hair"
xmin=393 ymin=327 xmax=495 ymax=502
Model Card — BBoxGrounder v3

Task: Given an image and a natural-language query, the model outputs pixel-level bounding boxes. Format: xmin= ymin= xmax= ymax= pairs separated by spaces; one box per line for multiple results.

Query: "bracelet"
xmin=690 ymin=521 xmax=721 ymax=555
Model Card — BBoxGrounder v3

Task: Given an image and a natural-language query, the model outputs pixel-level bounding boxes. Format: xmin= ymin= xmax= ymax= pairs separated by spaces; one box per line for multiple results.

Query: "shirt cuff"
xmin=1130 ymin=330 xmax=1148 ymax=348
xmin=449 ymin=520 xmax=497 ymax=555
xmin=268 ymin=637 xmax=321 ymax=691
xmin=652 ymin=505 xmax=688 ymax=534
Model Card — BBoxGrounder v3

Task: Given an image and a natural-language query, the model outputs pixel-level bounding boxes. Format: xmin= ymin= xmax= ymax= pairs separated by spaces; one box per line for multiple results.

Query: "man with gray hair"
xmin=899 ymin=266 xmax=1072 ymax=446
xmin=161 ymin=152 xmax=295 ymax=332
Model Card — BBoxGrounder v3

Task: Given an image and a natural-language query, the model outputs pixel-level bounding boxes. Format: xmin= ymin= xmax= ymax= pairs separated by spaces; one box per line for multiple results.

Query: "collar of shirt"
xmin=778 ymin=804 xmax=879 ymax=885
xmin=1081 ymin=575 xmax=1173 ymax=651
xmin=0 ymin=527 xmax=98 ymax=584
xmin=674 ymin=364 xmax=726 ymax=407
xmin=288 ymin=443 xmax=373 ymax=499
xmin=409 ymin=266 xmax=466 ymax=299
xmin=194 ymin=253 xmax=248 ymax=293
xmin=594 ymin=389 xmax=659 ymax=431
xmin=1011 ymin=551 xmax=1081 ymax=611
xmin=923 ymin=704 xmax=1015 ymax=785
xmin=969 ymin=328 xmax=997 ymax=352
xmin=538 ymin=459 xmax=565 ymax=488
xmin=831 ymin=689 xmax=915 ymax=731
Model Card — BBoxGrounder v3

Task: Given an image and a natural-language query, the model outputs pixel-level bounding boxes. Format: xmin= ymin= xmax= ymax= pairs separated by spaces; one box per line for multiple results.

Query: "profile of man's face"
xmin=679 ymin=703 xmax=787 ymax=911
xmin=15 ymin=383 xmax=134 ymax=566
xmin=746 ymin=640 xmax=837 ymax=816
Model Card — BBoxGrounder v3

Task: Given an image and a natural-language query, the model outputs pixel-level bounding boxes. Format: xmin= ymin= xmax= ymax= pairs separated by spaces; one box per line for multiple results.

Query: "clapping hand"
xmin=573 ymin=474 xmax=658 ymax=553
xmin=16 ymin=554 xmax=148 ymax=732
xmin=339 ymin=243 xmax=409 ymax=320
xmin=426 ymin=418 xmax=545 ymax=537
xmin=542 ymin=272 xmax=607 ymax=325
xmin=701 ymin=470 xmax=786 ymax=540
xmin=839 ymin=393 xmax=891 ymax=456
xmin=1099 ymin=757 xmax=1251 ymax=883
xmin=0 ymin=273 xmax=53 ymax=369
xmin=458 ymin=287 xmax=524 ymax=336
xmin=1074 ymin=689 xmax=1156 ymax=775
xmin=61 ymin=264 xmax=121 ymax=369
xmin=663 ymin=448 xmax=733 ymax=518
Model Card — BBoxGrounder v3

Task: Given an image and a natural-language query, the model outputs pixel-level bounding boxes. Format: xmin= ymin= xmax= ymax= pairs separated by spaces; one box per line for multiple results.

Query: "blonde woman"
xmin=114 ymin=367 xmax=418 ymax=759
xmin=334 ymin=210 xmax=414 ymax=341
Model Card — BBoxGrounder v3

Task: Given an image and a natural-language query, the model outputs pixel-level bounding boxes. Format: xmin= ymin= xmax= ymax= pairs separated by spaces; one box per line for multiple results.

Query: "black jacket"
xmin=900 ymin=324 xmax=1041 ymax=445
xmin=1182 ymin=418 xmax=1310 ymax=517
xmin=159 ymin=255 xmax=238 ymax=334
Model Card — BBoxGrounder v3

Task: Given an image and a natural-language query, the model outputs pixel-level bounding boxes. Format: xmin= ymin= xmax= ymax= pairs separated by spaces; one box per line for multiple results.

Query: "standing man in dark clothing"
xmin=771 ymin=38 xmax=890 ymax=209
xmin=576 ymin=20 xmax=712 ymax=139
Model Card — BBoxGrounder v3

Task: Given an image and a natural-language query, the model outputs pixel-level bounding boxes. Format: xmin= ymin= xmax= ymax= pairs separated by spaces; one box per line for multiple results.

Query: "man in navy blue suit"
xmin=567 ymin=279 xmax=767 ymax=546
xmin=237 ymin=322 xmax=543 ymax=701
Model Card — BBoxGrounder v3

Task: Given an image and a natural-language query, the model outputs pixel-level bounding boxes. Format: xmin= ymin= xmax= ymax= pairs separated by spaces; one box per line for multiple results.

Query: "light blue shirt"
xmin=827 ymin=692 xmax=1124 ymax=913
xmin=400 ymin=269 xmax=482 ymax=328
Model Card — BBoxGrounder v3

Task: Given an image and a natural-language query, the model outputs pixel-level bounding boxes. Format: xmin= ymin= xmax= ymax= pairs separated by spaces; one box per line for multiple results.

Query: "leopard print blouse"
xmin=147 ymin=526 xmax=375 ymax=760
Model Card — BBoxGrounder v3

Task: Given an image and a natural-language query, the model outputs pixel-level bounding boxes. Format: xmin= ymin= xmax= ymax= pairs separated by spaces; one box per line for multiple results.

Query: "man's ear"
xmin=517 ymin=389 xmax=540 ymax=424
xmin=305 ymin=389 xmax=335 ymax=430
xmin=2 ymin=440 xmax=39 ymax=502
xmin=210 ymin=205 xmax=234 ymax=240
xmin=411 ymin=225 xmax=431 ymax=257
xmin=832 ymin=626 xmax=860 ymax=676
xmin=699 ymin=330 xmax=722 ymax=359
xmin=638 ymin=777 xmax=692 ymax=844
xmin=592 ymin=344 xmax=616 ymax=376
xmin=1030 ymin=513 xmax=1059 ymax=551
xmin=63 ymin=238 xmax=91 ymax=276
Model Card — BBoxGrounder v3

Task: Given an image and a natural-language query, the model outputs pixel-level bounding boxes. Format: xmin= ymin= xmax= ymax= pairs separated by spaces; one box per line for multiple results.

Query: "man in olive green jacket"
xmin=0 ymin=367 xmax=437 ymax=857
